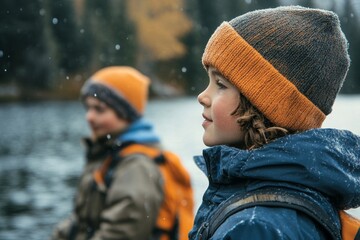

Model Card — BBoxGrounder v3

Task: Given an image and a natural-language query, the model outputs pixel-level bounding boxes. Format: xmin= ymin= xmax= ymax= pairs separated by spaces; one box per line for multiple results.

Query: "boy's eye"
xmin=216 ymin=79 xmax=226 ymax=89
xmin=94 ymin=106 xmax=105 ymax=113
xmin=85 ymin=104 xmax=107 ymax=113
xmin=94 ymin=104 xmax=108 ymax=113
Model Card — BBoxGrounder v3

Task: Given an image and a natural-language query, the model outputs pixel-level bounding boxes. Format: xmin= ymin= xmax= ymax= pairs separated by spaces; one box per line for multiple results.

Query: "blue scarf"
xmin=118 ymin=118 xmax=160 ymax=145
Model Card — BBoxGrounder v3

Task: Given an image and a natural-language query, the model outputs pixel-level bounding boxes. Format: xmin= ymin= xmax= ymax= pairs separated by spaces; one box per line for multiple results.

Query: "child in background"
xmin=189 ymin=6 xmax=360 ymax=240
xmin=51 ymin=66 xmax=193 ymax=240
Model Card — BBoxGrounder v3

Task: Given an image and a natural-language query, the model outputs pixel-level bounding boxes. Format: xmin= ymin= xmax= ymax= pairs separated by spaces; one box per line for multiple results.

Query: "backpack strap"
xmin=92 ymin=143 xmax=161 ymax=191
xmin=198 ymin=188 xmax=341 ymax=240
xmin=119 ymin=143 xmax=161 ymax=159
xmin=93 ymin=155 xmax=113 ymax=192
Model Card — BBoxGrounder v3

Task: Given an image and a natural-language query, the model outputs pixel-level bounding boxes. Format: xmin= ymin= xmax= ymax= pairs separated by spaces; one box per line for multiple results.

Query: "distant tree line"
xmin=0 ymin=0 xmax=359 ymax=100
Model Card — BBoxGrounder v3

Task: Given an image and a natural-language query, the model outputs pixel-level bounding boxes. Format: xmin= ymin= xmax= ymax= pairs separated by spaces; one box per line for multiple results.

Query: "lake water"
xmin=0 ymin=96 xmax=359 ymax=240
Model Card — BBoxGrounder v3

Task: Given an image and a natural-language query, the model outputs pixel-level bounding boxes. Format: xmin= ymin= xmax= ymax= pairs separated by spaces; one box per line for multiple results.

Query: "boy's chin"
xmin=91 ymin=132 xmax=108 ymax=141
xmin=202 ymin=137 xmax=217 ymax=147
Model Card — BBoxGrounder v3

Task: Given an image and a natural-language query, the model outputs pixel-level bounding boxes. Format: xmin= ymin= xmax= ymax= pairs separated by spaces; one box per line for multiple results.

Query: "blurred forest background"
xmin=1 ymin=0 xmax=360 ymax=101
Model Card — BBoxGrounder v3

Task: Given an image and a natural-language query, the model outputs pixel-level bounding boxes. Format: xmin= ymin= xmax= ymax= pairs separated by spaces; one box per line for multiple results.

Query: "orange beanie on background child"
xmin=81 ymin=66 xmax=150 ymax=123
xmin=80 ymin=66 xmax=161 ymax=144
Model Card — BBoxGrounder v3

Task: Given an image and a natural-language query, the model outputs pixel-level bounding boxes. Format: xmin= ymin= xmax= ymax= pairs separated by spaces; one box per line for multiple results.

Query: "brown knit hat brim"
xmin=202 ymin=22 xmax=325 ymax=131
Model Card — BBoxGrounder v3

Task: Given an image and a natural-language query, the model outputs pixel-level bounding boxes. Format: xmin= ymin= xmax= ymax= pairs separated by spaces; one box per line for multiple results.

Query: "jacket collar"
xmin=195 ymin=128 xmax=360 ymax=209
xmin=84 ymin=117 xmax=160 ymax=160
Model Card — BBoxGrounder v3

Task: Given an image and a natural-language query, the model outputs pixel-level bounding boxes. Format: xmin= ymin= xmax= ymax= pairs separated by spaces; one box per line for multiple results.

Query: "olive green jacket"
xmin=51 ymin=138 xmax=164 ymax=240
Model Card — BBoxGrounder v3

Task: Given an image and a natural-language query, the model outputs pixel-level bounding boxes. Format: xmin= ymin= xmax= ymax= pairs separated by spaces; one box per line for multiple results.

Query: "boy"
xmin=51 ymin=66 xmax=192 ymax=240
xmin=190 ymin=6 xmax=360 ymax=240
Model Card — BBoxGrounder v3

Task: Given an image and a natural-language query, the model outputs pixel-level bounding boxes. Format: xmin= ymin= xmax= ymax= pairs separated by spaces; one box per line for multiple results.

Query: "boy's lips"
xmin=202 ymin=113 xmax=212 ymax=128
xmin=202 ymin=113 xmax=211 ymax=121
xmin=89 ymin=123 xmax=101 ymax=132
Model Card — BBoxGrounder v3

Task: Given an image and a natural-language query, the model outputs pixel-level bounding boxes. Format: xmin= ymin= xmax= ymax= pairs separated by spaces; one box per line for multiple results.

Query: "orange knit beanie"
xmin=202 ymin=6 xmax=350 ymax=131
xmin=81 ymin=66 xmax=150 ymax=121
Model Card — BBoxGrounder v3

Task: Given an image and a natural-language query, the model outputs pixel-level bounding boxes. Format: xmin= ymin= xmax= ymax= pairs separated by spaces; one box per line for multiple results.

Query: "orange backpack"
xmin=340 ymin=211 xmax=360 ymax=240
xmin=94 ymin=144 xmax=194 ymax=240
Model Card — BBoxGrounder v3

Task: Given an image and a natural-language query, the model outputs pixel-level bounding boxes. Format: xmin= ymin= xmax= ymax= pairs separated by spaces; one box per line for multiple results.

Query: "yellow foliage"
xmin=127 ymin=0 xmax=192 ymax=60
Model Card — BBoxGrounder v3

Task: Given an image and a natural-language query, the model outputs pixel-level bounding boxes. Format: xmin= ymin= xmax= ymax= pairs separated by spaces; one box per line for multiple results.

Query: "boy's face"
xmin=84 ymin=97 xmax=129 ymax=140
xmin=198 ymin=66 xmax=244 ymax=147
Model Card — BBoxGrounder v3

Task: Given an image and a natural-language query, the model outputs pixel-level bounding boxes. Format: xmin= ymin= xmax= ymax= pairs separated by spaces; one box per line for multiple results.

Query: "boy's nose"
xmin=86 ymin=109 xmax=95 ymax=122
xmin=198 ymin=90 xmax=209 ymax=107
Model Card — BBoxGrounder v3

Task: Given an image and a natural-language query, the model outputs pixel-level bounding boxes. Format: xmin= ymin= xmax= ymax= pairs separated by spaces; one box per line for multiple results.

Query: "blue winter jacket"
xmin=189 ymin=128 xmax=360 ymax=240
